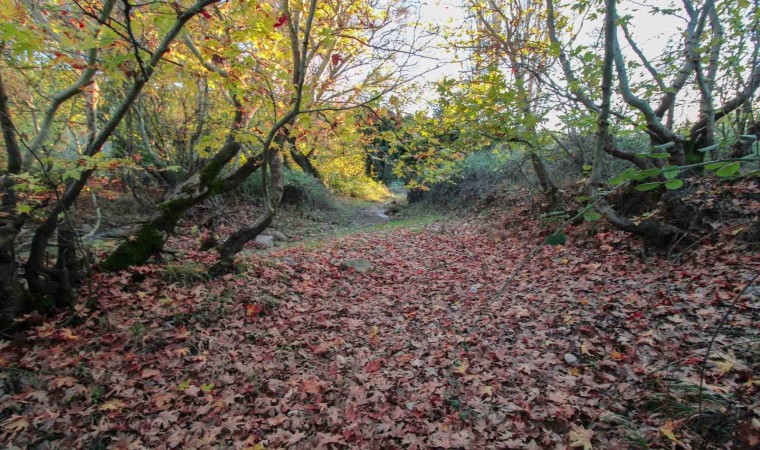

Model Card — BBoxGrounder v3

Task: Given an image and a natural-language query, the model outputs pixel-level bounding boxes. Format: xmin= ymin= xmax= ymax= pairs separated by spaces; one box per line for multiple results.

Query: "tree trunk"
xmin=102 ymin=198 xmax=187 ymax=271
xmin=0 ymin=219 xmax=22 ymax=327
xmin=102 ymin=106 xmax=246 ymax=271
xmin=730 ymin=121 xmax=759 ymax=157
xmin=0 ymin=70 xmax=25 ymax=325
xmin=288 ymin=135 xmax=322 ymax=180
xmin=54 ymin=223 xmax=79 ymax=307
xmin=212 ymin=143 xmax=285 ymax=268
xmin=530 ymin=153 xmax=559 ymax=208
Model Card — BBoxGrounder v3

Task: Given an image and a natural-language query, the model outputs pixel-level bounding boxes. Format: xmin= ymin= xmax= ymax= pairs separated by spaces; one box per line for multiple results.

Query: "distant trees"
xmin=398 ymin=0 xmax=758 ymax=241
xmin=547 ymin=0 xmax=759 ymax=241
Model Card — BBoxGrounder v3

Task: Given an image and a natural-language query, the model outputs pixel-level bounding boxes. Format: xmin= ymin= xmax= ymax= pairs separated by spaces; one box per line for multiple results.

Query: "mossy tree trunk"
xmin=103 ymin=110 xmax=248 ymax=271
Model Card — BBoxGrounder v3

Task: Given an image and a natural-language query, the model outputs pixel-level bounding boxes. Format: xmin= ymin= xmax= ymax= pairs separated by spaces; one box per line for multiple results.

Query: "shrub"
xmin=240 ymin=168 xmax=335 ymax=210
xmin=325 ymin=173 xmax=391 ymax=201
xmin=411 ymin=150 xmax=525 ymax=205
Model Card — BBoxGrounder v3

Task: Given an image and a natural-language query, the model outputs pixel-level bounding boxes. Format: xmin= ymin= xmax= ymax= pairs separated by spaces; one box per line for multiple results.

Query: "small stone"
xmin=255 ymin=235 xmax=274 ymax=248
xmin=268 ymin=229 xmax=288 ymax=242
xmin=564 ymin=353 xmax=578 ymax=365
xmin=341 ymin=258 xmax=372 ymax=273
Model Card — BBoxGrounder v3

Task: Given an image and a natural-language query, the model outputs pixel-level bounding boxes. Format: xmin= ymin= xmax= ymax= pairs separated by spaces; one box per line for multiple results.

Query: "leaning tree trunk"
xmin=530 ymin=152 xmax=559 ymax=208
xmin=288 ymin=135 xmax=322 ymax=180
xmin=102 ymin=113 xmax=246 ymax=271
xmin=214 ymin=138 xmax=286 ymax=263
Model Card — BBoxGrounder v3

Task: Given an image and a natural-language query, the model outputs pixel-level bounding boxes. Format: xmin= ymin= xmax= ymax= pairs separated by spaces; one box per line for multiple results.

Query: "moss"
xmin=24 ymin=290 xmax=55 ymax=312
xmin=163 ymin=262 xmax=209 ymax=285
xmin=200 ymin=159 xmax=224 ymax=186
xmin=157 ymin=196 xmax=195 ymax=214
xmin=102 ymin=224 xmax=164 ymax=271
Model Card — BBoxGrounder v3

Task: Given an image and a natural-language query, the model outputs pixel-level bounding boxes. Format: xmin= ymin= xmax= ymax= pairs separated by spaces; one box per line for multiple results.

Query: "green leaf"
xmin=201 ymin=383 xmax=215 ymax=392
xmin=662 ymin=165 xmax=680 ymax=179
xmin=583 ymin=211 xmax=602 ymax=221
xmin=704 ymin=162 xmax=726 ymax=170
xmin=649 ymin=152 xmax=670 ymax=159
xmin=635 ymin=182 xmax=662 ymax=191
xmin=715 ymin=162 xmax=740 ymax=178
xmin=545 ymin=232 xmax=567 ymax=246
xmin=635 ymin=168 xmax=661 ymax=180
xmin=664 ymin=178 xmax=683 ymax=189
xmin=582 ymin=164 xmax=592 ymax=171
xmin=63 ymin=169 xmax=83 ymax=181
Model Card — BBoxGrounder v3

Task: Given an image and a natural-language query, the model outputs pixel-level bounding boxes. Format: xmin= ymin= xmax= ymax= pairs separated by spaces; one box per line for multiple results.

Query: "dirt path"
xmin=347 ymin=202 xmax=391 ymax=227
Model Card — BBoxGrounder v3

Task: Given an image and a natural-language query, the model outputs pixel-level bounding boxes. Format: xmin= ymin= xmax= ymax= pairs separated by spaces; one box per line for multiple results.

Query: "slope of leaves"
xmin=1 ymin=182 xmax=758 ymax=449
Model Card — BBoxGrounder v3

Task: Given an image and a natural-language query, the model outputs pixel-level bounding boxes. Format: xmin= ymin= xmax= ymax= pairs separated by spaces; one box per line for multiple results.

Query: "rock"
xmin=564 ymin=353 xmax=578 ymax=365
xmin=254 ymin=235 xmax=274 ymax=248
xmin=341 ymin=258 xmax=372 ymax=273
xmin=267 ymin=229 xmax=288 ymax=242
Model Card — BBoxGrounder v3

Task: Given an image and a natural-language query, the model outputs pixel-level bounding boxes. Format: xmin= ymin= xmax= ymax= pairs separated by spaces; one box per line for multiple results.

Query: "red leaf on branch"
xmin=273 ymin=14 xmax=288 ymax=28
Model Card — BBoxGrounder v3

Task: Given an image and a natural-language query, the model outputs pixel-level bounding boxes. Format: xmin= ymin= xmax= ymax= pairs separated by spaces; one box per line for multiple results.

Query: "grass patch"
xmin=163 ymin=262 xmax=209 ymax=285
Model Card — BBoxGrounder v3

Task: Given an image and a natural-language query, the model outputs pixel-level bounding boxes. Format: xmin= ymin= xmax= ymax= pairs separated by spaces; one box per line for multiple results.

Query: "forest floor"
xmin=1 ymin=180 xmax=759 ymax=449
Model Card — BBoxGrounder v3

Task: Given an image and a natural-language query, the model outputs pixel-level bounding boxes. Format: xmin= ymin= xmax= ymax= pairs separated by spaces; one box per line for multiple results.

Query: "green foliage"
xmin=325 ymin=174 xmax=391 ymax=201
xmin=241 ymin=168 xmax=335 ymax=209
xmin=545 ymin=232 xmax=567 ymax=245
xmin=405 ymin=150 xmax=526 ymax=205
xmin=102 ymin=224 xmax=165 ymax=272
xmin=583 ymin=211 xmax=602 ymax=221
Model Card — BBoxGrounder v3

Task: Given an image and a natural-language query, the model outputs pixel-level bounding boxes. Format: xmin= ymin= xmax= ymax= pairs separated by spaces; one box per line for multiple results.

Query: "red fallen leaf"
xmin=267 ymin=415 xmax=288 ymax=426
xmin=200 ymin=8 xmax=211 ymax=19
xmin=396 ymin=353 xmax=414 ymax=365
xmin=610 ymin=350 xmax=628 ymax=361
xmin=273 ymin=14 xmax=288 ymax=28
xmin=331 ymin=54 xmax=342 ymax=65
xmin=302 ymin=378 xmax=321 ymax=395
xmin=364 ymin=359 xmax=382 ymax=373
xmin=245 ymin=304 xmax=262 ymax=321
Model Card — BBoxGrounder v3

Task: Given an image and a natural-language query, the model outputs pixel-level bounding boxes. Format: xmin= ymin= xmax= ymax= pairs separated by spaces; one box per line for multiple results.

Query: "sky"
xmin=408 ymin=0 xmax=704 ymax=120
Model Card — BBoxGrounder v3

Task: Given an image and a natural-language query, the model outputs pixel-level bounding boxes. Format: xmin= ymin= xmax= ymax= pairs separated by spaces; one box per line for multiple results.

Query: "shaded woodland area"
xmin=0 ymin=0 xmax=758 ymax=448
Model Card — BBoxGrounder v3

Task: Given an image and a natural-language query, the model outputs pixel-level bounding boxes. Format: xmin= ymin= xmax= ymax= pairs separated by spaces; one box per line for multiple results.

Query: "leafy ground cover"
xmin=1 ymin=182 xmax=758 ymax=449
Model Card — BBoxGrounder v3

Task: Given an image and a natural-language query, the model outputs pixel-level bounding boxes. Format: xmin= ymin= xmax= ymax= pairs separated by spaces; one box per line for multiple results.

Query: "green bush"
xmin=325 ymin=173 xmax=391 ymax=202
xmin=413 ymin=150 xmax=523 ymax=205
xmin=240 ymin=168 xmax=335 ymax=210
